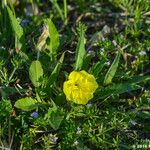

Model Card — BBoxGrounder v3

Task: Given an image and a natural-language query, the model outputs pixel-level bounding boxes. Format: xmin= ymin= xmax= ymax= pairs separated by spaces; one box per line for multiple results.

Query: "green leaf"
xmin=29 ymin=60 xmax=43 ymax=87
xmin=128 ymin=75 xmax=150 ymax=83
xmin=90 ymin=61 xmax=105 ymax=78
xmin=97 ymin=75 xmax=150 ymax=99
xmin=7 ymin=7 xmax=23 ymax=39
xmin=45 ymin=105 xmax=64 ymax=130
xmin=55 ymin=93 xmax=66 ymax=105
xmin=75 ymin=24 xmax=86 ymax=71
xmin=45 ymin=19 xmax=60 ymax=55
xmin=7 ymin=7 xmax=25 ymax=51
xmin=15 ymin=97 xmax=38 ymax=111
xmin=137 ymin=111 xmax=150 ymax=119
xmin=97 ymin=83 xmax=141 ymax=99
xmin=8 ymin=0 xmax=16 ymax=15
xmin=48 ymin=53 xmax=64 ymax=86
xmin=104 ymin=52 xmax=120 ymax=85
xmin=49 ymin=110 xmax=64 ymax=130
xmin=82 ymin=53 xmax=92 ymax=71
xmin=0 ymin=99 xmax=13 ymax=117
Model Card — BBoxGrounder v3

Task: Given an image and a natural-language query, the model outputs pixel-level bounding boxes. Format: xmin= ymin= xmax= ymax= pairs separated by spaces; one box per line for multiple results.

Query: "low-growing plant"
xmin=0 ymin=0 xmax=150 ymax=149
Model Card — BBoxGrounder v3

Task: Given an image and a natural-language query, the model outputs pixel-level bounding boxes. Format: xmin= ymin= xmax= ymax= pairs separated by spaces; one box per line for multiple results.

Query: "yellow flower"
xmin=63 ymin=70 xmax=98 ymax=104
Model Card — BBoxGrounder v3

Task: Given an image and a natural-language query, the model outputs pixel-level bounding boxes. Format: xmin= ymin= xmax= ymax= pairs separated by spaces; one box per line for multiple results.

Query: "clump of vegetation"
xmin=0 ymin=0 xmax=150 ymax=149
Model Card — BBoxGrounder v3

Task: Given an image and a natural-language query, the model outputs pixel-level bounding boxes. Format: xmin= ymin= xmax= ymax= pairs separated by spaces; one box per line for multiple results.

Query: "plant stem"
xmin=63 ymin=0 xmax=67 ymax=25
xmin=35 ymin=88 xmax=42 ymax=102
xmin=37 ymin=48 xmax=40 ymax=60
xmin=9 ymin=67 xmax=17 ymax=82
xmin=2 ymin=0 xmax=7 ymax=29
xmin=50 ymin=0 xmax=64 ymax=21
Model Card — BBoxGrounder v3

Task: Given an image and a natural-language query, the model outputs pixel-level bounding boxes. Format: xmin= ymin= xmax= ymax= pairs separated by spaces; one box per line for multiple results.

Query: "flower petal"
xmin=63 ymin=81 xmax=72 ymax=100
xmin=68 ymin=71 xmax=80 ymax=82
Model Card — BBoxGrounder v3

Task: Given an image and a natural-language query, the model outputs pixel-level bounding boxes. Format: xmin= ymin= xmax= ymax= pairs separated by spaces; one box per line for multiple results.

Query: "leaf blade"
xmin=104 ymin=52 xmax=120 ymax=85
xmin=45 ymin=19 xmax=60 ymax=55
xmin=97 ymin=75 xmax=150 ymax=99
xmin=75 ymin=24 xmax=86 ymax=71
xmin=7 ymin=7 xmax=25 ymax=51
xmin=29 ymin=60 xmax=43 ymax=87
xmin=49 ymin=110 xmax=64 ymax=130
xmin=45 ymin=105 xmax=64 ymax=130
xmin=90 ymin=61 xmax=105 ymax=78
xmin=7 ymin=7 xmax=23 ymax=39
xmin=15 ymin=97 xmax=38 ymax=111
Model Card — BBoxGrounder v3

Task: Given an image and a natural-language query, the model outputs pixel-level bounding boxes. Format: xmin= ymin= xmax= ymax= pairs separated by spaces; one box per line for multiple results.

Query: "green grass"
xmin=0 ymin=0 xmax=150 ymax=149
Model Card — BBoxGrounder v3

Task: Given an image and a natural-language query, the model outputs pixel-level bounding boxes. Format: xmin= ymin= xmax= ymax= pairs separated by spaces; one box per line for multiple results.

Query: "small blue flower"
xmin=21 ymin=19 xmax=31 ymax=26
xmin=31 ymin=112 xmax=39 ymax=118
xmin=76 ymin=127 xmax=82 ymax=134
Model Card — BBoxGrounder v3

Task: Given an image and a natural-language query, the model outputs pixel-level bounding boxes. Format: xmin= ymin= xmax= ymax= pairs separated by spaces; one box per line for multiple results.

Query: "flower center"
xmin=74 ymin=83 xmax=79 ymax=86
